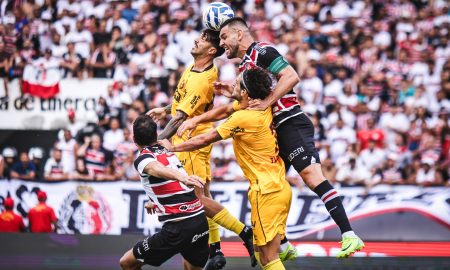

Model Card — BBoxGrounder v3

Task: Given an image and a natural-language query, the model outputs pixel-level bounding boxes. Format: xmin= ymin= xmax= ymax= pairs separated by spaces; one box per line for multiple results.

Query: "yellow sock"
xmin=207 ymin=217 xmax=221 ymax=243
xmin=254 ymin=252 xmax=263 ymax=268
xmin=263 ymin=258 xmax=285 ymax=270
xmin=212 ymin=208 xmax=245 ymax=235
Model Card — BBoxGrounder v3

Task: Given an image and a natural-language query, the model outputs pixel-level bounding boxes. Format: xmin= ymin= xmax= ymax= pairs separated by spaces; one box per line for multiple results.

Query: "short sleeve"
xmin=176 ymin=80 xmax=212 ymax=117
xmin=257 ymin=46 xmax=289 ymax=75
xmin=49 ymin=207 xmax=57 ymax=222
xmin=133 ymin=154 xmax=156 ymax=175
xmin=216 ymin=112 xmax=247 ymax=140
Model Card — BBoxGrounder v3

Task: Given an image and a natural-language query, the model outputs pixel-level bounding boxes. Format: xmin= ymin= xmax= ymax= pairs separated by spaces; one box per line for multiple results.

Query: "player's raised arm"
xmin=176 ymin=103 xmax=235 ymax=137
xmin=157 ymin=110 xmax=188 ymax=140
xmin=161 ymin=129 xmax=223 ymax=153
xmin=249 ymin=65 xmax=300 ymax=110
xmin=142 ymin=160 xmax=204 ymax=189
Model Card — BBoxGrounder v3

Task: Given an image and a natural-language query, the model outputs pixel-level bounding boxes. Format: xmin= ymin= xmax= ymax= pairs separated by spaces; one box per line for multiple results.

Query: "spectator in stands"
xmin=29 ymin=147 xmax=45 ymax=180
xmin=10 ymin=151 xmax=36 ymax=180
xmin=0 ymin=198 xmax=25 ymax=232
xmin=103 ymin=117 xmax=124 ymax=152
xmin=88 ymin=42 xmax=116 ymax=78
xmin=77 ymin=134 xmax=115 ymax=180
xmin=1 ymin=147 xmax=17 ymax=179
xmin=28 ymin=191 xmax=58 ymax=233
xmin=415 ymin=158 xmax=443 ymax=186
xmin=0 ymin=40 xmax=10 ymax=102
xmin=70 ymin=158 xmax=92 ymax=181
xmin=56 ymin=128 xmax=77 ymax=173
xmin=64 ymin=19 xmax=93 ymax=60
xmin=380 ymin=153 xmax=406 ymax=185
xmin=44 ymin=148 xmax=69 ymax=181
xmin=336 ymin=155 xmax=372 ymax=186
xmin=60 ymin=42 xmax=84 ymax=78
xmin=357 ymin=118 xmax=385 ymax=150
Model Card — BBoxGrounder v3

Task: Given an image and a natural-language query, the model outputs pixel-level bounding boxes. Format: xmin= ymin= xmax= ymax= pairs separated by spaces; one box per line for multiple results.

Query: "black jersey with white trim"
xmin=134 ymin=144 xmax=204 ymax=223
xmin=239 ymin=42 xmax=303 ymax=127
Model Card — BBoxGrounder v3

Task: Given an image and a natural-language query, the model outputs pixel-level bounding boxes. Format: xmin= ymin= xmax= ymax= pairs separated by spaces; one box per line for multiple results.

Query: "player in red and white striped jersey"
xmin=120 ymin=115 xmax=209 ymax=270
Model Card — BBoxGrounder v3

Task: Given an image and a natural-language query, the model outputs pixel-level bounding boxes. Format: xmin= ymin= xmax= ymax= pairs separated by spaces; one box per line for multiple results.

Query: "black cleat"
xmin=204 ymin=252 xmax=226 ymax=270
xmin=243 ymin=237 xmax=257 ymax=267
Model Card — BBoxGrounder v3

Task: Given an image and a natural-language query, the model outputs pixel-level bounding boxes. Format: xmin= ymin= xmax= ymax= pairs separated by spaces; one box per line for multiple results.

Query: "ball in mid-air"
xmin=202 ymin=2 xmax=235 ymax=31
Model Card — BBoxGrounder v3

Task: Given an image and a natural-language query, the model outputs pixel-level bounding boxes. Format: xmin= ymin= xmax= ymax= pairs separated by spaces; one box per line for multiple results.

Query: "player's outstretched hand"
xmin=214 ymin=81 xmax=234 ymax=98
xmin=145 ymin=201 xmax=159 ymax=215
xmin=248 ymin=92 xmax=274 ymax=111
xmin=182 ymin=175 xmax=204 ymax=189
xmin=158 ymin=139 xmax=172 ymax=151
xmin=158 ymin=139 xmax=173 ymax=151
xmin=177 ymin=118 xmax=197 ymax=138
xmin=146 ymin=107 xmax=166 ymax=122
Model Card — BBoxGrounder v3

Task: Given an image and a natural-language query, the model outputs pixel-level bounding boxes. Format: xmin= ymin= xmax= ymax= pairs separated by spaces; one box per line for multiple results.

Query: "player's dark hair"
xmin=240 ymin=68 xmax=272 ymax=100
xmin=202 ymin=29 xmax=225 ymax=57
xmin=133 ymin=115 xmax=157 ymax=146
xmin=219 ymin=17 xmax=248 ymax=31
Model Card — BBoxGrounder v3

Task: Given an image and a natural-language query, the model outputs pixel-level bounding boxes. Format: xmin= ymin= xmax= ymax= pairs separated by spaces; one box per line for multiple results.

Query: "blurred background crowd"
xmin=0 ymin=0 xmax=449 ymax=188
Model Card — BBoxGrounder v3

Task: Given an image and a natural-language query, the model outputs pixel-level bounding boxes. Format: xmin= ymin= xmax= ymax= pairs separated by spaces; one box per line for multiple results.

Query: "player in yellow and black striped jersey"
xmin=147 ymin=29 xmax=256 ymax=269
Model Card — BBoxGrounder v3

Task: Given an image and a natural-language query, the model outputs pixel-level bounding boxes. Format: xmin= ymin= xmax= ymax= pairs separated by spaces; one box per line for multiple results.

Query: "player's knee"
xmin=300 ymin=163 xmax=325 ymax=188
xmin=119 ymin=254 xmax=134 ymax=270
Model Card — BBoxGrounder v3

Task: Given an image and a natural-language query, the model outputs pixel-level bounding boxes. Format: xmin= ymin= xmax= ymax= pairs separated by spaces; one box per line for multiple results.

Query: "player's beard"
xmin=226 ymin=45 xmax=239 ymax=59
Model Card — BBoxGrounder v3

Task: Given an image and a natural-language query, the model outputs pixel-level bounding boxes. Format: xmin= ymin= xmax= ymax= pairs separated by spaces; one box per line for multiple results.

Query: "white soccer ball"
xmin=202 ymin=2 xmax=235 ymax=31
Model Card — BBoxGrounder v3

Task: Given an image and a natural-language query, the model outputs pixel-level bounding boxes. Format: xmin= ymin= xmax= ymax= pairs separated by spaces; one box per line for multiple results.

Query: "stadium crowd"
xmin=0 ymin=0 xmax=449 ymax=188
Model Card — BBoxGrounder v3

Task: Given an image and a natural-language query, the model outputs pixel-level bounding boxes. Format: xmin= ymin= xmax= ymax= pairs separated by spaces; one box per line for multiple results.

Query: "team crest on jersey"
xmin=58 ymin=185 xmax=112 ymax=234
xmin=230 ymin=126 xmax=245 ymax=137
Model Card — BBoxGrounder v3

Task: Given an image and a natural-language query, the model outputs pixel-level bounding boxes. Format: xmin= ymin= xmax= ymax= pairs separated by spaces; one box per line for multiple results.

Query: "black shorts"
xmin=132 ymin=213 xmax=209 ymax=267
xmin=276 ymin=113 xmax=321 ymax=173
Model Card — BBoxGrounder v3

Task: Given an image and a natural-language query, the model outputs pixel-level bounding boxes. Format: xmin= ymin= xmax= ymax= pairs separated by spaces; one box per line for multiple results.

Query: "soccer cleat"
xmin=279 ymin=242 xmax=298 ymax=262
xmin=242 ymin=237 xmax=257 ymax=267
xmin=336 ymin=235 xmax=365 ymax=258
xmin=204 ymin=252 xmax=226 ymax=270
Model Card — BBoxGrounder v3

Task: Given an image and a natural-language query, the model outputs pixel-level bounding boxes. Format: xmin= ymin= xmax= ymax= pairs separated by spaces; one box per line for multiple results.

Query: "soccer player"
xmin=119 ymin=115 xmax=209 ymax=270
xmin=148 ymin=29 xmax=255 ymax=269
xmin=28 ymin=191 xmax=58 ymax=233
xmin=0 ymin=197 xmax=25 ymax=232
xmin=161 ymin=68 xmax=291 ymax=270
xmin=178 ymin=17 xmax=364 ymax=259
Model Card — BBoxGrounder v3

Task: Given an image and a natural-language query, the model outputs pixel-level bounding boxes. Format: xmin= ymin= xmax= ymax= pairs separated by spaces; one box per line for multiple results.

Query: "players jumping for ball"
xmin=178 ymin=17 xmax=364 ymax=259
xmin=147 ymin=29 xmax=256 ymax=269
xmin=161 ymin=68 xmax=291 ymax=270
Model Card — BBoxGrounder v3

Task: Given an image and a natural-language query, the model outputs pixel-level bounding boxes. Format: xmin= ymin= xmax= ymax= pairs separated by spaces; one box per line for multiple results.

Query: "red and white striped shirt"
xmin=134 ymin=145 xmax=203 ymax=223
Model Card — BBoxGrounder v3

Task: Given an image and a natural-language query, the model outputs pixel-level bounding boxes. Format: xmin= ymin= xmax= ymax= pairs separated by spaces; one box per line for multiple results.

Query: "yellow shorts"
xmin=175 ymin=144 xmax=212 ymax=182
xmin=248 ymin=182 xmax=292 ymax=246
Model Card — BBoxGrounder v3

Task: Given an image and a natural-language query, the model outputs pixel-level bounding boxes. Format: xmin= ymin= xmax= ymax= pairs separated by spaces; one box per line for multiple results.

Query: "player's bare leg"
xmin=195 ymin=186 xmax=256 ymax=268
xmin=256 ymin=234 xmax=285 ymax=270
xmin=119 ymin=249 xmax=144 ymax=270
xmin=300 ymin=163 xmax=364 ymax=258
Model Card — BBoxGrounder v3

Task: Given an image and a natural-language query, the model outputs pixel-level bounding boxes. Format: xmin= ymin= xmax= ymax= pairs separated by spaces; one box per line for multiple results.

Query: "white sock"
xmin=342 ymin=231 xmax=356 ymax=238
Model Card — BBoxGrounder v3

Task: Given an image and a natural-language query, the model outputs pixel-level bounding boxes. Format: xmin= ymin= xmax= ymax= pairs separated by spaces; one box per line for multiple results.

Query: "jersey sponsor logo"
xmin=179 ymin=200 xmax=202 ymax=212
xmin=58 ymin=185 xmax=112 ymax=234
xmin=190 ymin=95 xmax=200 ymax=109
xmin=254 ymin=44 xmax=267 ymax=55
xmin=288 ymin=147 xmax=305 ymax=162
xmin=142 ymin=237 xmax=150 ymax=252
xmin=192 ymin=229 xmax=209 ymax=243
xmin=230 ymin=126 xmax=245 ymax=138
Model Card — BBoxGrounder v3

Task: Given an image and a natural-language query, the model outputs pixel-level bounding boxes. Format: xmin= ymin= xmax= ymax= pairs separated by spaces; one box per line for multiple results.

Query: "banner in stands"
xmin=0 ymin=180 xmax=449 ymax=241
xmin=0 ymin=79 xmax=111 ymax=129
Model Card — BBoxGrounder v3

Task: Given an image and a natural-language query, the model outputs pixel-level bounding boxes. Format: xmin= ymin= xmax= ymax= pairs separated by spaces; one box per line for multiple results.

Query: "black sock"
xmin=280 ymin=237 xmax=288 ymax=245
xmin=238 ymin=226 xmax=252 ymax=242
xmin=209 ymin=242 xmax=223 ymax=258
xmin=313 ymin=180 xmax=352 ymax=234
